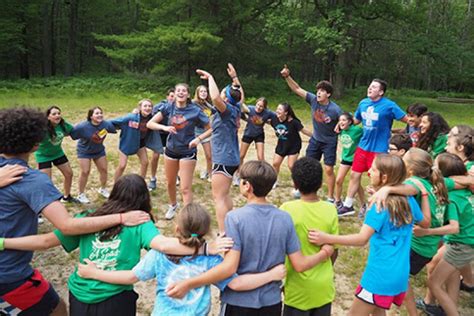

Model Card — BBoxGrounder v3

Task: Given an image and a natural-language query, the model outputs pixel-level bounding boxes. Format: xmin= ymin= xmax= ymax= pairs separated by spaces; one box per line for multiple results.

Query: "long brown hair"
xmin=87 ymin=174 xmax=153 ymax=241
xmin=46 ymin=105 xmax=67 ymax=139
xmin=404 ymin=148 xmax=449 ymax=205
xmin=373 ymin=154 xmax=412 ymax=226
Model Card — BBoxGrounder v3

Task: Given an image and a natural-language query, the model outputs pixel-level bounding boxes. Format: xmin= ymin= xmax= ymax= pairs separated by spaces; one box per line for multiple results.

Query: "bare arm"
xmin=146 ymin=112 xmax=176 ymax=134
xmin=196 ymin=70 xmax=226 ymax=113
xmin=450 ymin=175 xmax=473 ymax=189
xmin=308 ymin=225 xmax=375 ymax=247
xmin=287 ymin=244 xmax=334 ymax=273
xmin=150 ymin=235 xmax=233 ymax=256
xmin=300 ymin=128 xmax=313 ymax=138
xmin=280 ymin=65 xmax=307 ymax=99
xmin=370 ymin=184 xmax=418 ymax=210
xmin=227 ymin=63 xmax=244 ymax=104
xmin=77 ymin=259 xmax=139 ymax=285
xmin=189 ymin=124 xmax=212 ymax=149
xmin=42 ymin=201 xmax=150 ymax=235
xmin=400 ymin=115 xmax=409 ymax=123
xmin=406 ymin=178 xmax=431 ymax=228
xmin=413 ymin=220 xmax=459 ymax=237
xmin=4 ymin=232 xmax=60 ymax=251
xmin=227 ymin=264 xmax=286 ymax=291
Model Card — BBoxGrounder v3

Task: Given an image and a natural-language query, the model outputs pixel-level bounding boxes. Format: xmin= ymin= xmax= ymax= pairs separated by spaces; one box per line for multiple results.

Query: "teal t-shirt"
xmin=35 ymin=121 xmax=74 ymax=163
xmin=340 ymin=125 xmax=363 ymax=163
xmin=444 ymin=188 xmax=474 ymax=245
xmin=54 ymin=215 xmax=159 ymax=304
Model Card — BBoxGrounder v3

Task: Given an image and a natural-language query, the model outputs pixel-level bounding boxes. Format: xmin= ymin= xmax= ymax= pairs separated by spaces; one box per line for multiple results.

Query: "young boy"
xmin=280 ymin=157 xmax=339 ymax=316
xmin=0 ymin=108 xmax=149 ymax=315
xmin=281 ymin=65 xmax=342 ymax=202
xmin=166 ymin=160 xmax=334 ymax=315
xmin=389 ymin=134 xmax=413 ymax=157
xmin=405 ymin=103 xmax=428 ymax=146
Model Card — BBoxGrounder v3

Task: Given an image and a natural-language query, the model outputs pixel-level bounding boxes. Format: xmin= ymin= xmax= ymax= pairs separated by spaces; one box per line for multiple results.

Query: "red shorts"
xmin=355 ymin=285 xmax=406 ymax=310
xmin=352 ymin=147 xmax=378 ymax=173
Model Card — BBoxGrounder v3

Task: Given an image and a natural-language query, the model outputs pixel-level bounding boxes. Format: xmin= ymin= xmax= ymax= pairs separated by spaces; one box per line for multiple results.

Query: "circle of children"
xmin=0 ymin=63 xmax=473 ymax=316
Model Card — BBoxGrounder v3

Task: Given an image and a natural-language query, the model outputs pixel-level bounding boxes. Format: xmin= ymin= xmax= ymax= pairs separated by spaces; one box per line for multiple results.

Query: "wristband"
xmin=196 ymin=136 xmax=202 ymax=143
xmin=421 ymin=193 xmax=428 ymax=197
xmin=0 ymin=238 xmax=4 ymax=251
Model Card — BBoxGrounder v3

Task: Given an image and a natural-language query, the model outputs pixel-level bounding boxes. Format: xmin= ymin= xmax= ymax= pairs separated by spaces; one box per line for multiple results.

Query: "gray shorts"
xmin=444 ymin=242 xmax=474 ymax=268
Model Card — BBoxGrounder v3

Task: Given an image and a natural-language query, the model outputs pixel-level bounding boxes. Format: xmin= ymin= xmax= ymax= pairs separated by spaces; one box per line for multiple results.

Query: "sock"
xmin=343 ymin=197 xmax=354 ymax=208
xmin=151 ymin=177 xmax=156 ymax=181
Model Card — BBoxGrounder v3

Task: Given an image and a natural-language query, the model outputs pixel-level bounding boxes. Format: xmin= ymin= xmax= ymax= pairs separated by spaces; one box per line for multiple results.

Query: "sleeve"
xmin=354 ymin=104 xmax=362 ymax=121
xmin=444 ymin=177 xmax=455 ymax=192
xmin=207 ymin=256 xmax=236 ymax=291
xmin=391 ymin=102 xmax=406 ymax=120
xmin=17 ymin=172 xmax=62 ymax=215
xmin=64 ymin=121 xmax=74 ymax=134
xmin=286 ymin=217 xmax=301 ymax=255
xmin=197 ymin=108 xmax=210 ymax=128
xmin=159 ymin=103 xmax=171 ymax=117
xmin=295 ymin=119 xmax=304 ymax=132
xmin=105 ymin=121 xmax=117 ymax=133
xmin=132 ymin=249 xmax=159 ymax=281
xmin=305 ymin=92 xmax=316 ymax=105
xmin=54 ymin=229 xmax=80 ymax=252
xmin=404 ymin=179 xmax=422 ymax=197
xmin=354 ymin=126 xmax=364 ymax=141
xmin=363 ymin=204 xmax=385 ymax=232
xmin=408 ymin=196 xmax=423 ymax=223
xmin=432 ymin=135 xmax=447 ymax=158
xmin=444 ymin=202 xmax=459 ymax=222
xmin=69 ymin=122 xmax=83 ymax=140
xmin=139 ymin=221 xmax=160 ymax=250
xmin=110 ymin=114 xmax=130 ymax=129
xmin=224 ymin=214 xmax=242 ymax=251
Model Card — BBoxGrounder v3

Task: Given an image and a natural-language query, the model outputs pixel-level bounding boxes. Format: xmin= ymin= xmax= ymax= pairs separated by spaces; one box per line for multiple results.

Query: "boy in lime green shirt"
xmin=281 ymin=157 xmax=339 ymax=315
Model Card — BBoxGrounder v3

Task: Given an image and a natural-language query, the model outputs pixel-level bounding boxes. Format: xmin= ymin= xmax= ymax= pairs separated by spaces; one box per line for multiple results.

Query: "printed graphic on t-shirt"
xmin=89 ymin=235 xmax=121 ymax=270
xmin=361 ymin=106 xmax=379 ymax=128
xmin=250 ymin=114 xmax=264 ymax=126
xmin=165 ymin=265 xmax=206 ymax=306
xmin=170 ymin=114 xmax=189 ymax=130
xmin=313 ymin=108 xmax=331 ymax=124
xmin=340 ymin=133 xmax=354 ymax=149
xmin=91 ymin=128 xmax=108 ymax=144
xmin=50 ymin=130 xmax=65 ymax=146
xmin=128 ymin=121 xmax=139 ymax=129
xmin=409 ymin=130 xmax=420 ymax=146
xmin=275 ymin=123 xmax=289 ymax=140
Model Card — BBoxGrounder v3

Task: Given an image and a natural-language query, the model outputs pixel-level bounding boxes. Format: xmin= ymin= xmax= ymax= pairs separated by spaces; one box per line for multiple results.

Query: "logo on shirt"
xmin=91 ymin=128 xmax=108 ymax=144
xmin=50 ymin=130 xmax=65 ymax=146
xmin=128 ymin=121 xmax=139 ymax=129
xmin=274 ymin=124 xmax=288 ymax=140
xmin=313 ymin=108 xmax=331 ymax=124
xmin=166 ymin=265 xmax=206 ymax=306
xmin=250 ymin=114 xmax=264 ymax=126
xmin=170 ymin=114 xmax=189 ymax=130
xmin=340 ymin=134 xmax=354 ymax=149
xmin=89 ymin=235 xmax=121 ymax=270
xmin=361 ymin=106 xmax=379 ymax=127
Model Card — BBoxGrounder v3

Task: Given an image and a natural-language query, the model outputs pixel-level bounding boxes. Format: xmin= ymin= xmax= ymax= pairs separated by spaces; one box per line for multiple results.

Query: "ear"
xmin=400 ymin=149 xmax=406 ymax=156
xmin=457 ymin=144 xmax=464 ymax=153
xmin=381 ymin=173 xmax=389 ymax=185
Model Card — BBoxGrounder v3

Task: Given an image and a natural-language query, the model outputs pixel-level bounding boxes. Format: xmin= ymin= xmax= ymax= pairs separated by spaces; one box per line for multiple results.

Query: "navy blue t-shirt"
xmin=0 ymin=157 xmax=63 ymax=283
xmin=70 ymin=120 xmax=117 ymax=159
xmin=305 ymin=93 xmax=342 ymax=144
xmin=243 ymin=106 xmax=275 ymax=138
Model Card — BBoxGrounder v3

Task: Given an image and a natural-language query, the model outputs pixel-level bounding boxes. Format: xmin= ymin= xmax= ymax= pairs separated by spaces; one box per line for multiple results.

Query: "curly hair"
xmin=418 ymin=112 xmax=450 ymax=151
xmin=291 ymin=157 xmax=323 ymax=194
xmin=0 ymin=107 xmax=47 ymax=155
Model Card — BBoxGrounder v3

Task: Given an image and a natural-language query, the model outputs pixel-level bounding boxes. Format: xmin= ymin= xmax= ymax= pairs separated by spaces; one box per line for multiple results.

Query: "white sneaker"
xmin=232 ymin=175 xmax=240 ymax=186
xmin=77 ymin=193 xmax=90 ymax=204
xmin=200 ymin=170 xmax=208 ymax=180
xmin=272 ymin=181 xmax=279 ymax=190
xmin=38 ymin=216 xmax=44 ymax=224
xmin=292 ymin=189 xmax=301 ymax=199
xmin=98 ymin=187 xmax=110 ymax=199
xmin=176 ymin=176 xmax=180 ymax=186
xmin=165 ymin=203 xmax=179 ymax=220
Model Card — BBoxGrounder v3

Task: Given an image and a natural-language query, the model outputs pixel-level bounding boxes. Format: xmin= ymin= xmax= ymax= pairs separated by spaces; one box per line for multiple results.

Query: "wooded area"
xmin=1 ymin=0 xmax=473 ymax=96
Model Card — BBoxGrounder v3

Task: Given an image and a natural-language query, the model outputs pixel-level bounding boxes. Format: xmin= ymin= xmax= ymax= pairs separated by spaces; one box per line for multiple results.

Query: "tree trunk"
xmin=65 ymin=0 xmax=79 ymax=76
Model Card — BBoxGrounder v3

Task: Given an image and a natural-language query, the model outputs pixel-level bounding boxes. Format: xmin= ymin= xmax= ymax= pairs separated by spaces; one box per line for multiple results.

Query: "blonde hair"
xmin=138 ymin=98 xmax=153 ymax=108
xmin=404 ymin=148 xmax=449 ymax=205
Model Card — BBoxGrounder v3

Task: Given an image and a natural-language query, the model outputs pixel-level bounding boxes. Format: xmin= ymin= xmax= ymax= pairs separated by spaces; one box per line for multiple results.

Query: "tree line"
xmin=1 ymin=0 xmax=473 ymax=96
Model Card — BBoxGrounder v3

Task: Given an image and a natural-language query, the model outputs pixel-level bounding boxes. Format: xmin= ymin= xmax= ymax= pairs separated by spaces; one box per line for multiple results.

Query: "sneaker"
xmin=38 ymin=216 xmax=44 ymax=224
xmin=98 ymin=187 xmax=110 ymax=199
xmin=61 ymin=195 xmax=80 ymax=204
xmin=232 ymin=175 xmax=240 ymax=187
xmin=200 ymin=170 xmax=208 ymax=180
xmin=148 ymin=178 xmax=157 ymax=191
xmin=460 ymin=279 xmax=474 ymax=293
xmin=327 ymin=197 xmax=335 ymax=204
xmin=424 ymin=304 xmax=446 ymax=316
xmin=337 ymin=205 xmax=355 ymax=217
xmin=335 ymin=200 xmax=343 ymax=210
xmin=77 ymin=193 xmax=90 ymax=204
xmin=292 ymin=189 xmax=301 ymax=199
xmin=358 ymin=203 xmax=368 ymax=220
xmin=165 ymin=203 xmax=179 ymax=220
xmin=176 ymin=176 xmax=180 ymax=187
xmin=272 ymin=181 xmax=279 ymax=190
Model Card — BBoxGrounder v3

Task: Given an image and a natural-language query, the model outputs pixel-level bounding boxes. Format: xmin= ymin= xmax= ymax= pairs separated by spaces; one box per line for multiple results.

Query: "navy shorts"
xmin=306 ymin=139 xmax=337 ymax=166
xmin=242 ymin=133 xmax=265 ymax=144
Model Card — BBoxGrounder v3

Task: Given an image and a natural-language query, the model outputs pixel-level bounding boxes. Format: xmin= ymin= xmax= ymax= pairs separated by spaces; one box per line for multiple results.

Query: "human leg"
xmin=78 ymin=158 xmax=91 ymax=194
xmin=114 ymin=151 xmax=129 ymax=182
xmin=212 ymin=171 xmax=233 ymax=233
xmin=56 ymin=161 xmax=73 ymax=198
xmin=178 ymin=159 xmax=197 ymax=205
xmin=136 ymin=147 xmax=149 ymax=179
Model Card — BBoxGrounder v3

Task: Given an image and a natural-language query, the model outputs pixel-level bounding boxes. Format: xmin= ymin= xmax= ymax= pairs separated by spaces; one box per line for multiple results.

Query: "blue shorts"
xmin=77 ymin=150 xmax=106 ymax=160
xmin=306 ymin=139 xmax=337 ymax=166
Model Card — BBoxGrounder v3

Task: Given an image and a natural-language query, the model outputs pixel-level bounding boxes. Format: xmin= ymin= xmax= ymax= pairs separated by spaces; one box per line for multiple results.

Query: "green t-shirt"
xmin=405 ymin=176 xmax=447 ymax=258
xmin=466 ymin=161 xmax=474 ymax=216
xmin=54 ymin=215 xmax=159 ymax=304
xmin=445 ymin=189 xmax=474 ymax=245
xmin=340 ymin=125 xmax=363 ymax=163
xmin=35 ymin=121 xmax=74 ymax=163
xmin=429 ymin=134 xmax=447 ymax=159
xmin=280 ymin=199 xmax=339 ymax=310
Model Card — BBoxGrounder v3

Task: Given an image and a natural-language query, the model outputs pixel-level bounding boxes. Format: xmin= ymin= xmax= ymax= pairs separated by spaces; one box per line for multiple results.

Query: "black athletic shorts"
xmin=409 ymin=249 xmax=432 ymax=275
xmin=38 ymin=155 xmax=69 ymax=170
xmin=220 ymin=302 xmax=282 ymax=316
xmin=242 ymin=133 xmax=265 ymax=144
xmin=69 ymin=290 xmax=138 ymax=316
xmin=164 ymin=148 xmax=197 ymax=161
xmin=212 ymin=164 xmax=239 ymax=178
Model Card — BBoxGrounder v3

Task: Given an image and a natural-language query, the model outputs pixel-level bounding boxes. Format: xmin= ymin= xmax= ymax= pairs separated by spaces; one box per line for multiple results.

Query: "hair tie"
xmin=191 ymin=233 xmax=199 ymax=237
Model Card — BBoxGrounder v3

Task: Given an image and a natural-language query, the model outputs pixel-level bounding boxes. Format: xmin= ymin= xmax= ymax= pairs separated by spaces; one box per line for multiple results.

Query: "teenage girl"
xmin=70 ymin=106 xmax=117 ymax=204
xmin=1 ymin=175 xmax=232 ymax=316
xmin=111 ymin=99 xmax=162 ymax=182
xmin=309 ymin=154 xmax=428 ymax=316
xmin=146 ymin=83 xmax=211 ymax=220
xmin=334 ymin=112 xmax=365 ymax=214
xmin=271 ymin=102 xmax=312 ymax=182
xmin=195 ymin=64 xmax=243 ymax=234
xmin=418 ymin=112 xmax=450 ymax=158
xmin=35 ymin=106 xmax=76 ymax=202
xmin=76 ymin=203 xmax=286 ymax=316
xmin=193 ymin=85 xmax=214 ymax=181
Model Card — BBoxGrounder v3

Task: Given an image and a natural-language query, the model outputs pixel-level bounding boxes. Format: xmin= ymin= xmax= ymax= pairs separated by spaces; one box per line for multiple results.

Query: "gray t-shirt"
xmin=306 ymin=92 xmax=342 ymax=144
xmin=222 ymin=203 xmax=301 ymax=308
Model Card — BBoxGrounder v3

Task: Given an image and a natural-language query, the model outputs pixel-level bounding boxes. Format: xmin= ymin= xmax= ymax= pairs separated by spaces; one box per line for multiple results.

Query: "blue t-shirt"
xmin=360 ymin=196 xmax=422 ymax=295
xmin=355 ymin=97 xmax=406 ymax=153
xmin=243 ymin=106 xmax=275 ymax=138
xmin=0 ymin=157 xmax=63 ymax=283
xmin=305 ymin=93 xmax=342 ymax=144
xmin=211 ymin=103 xmax=241 ymax=166
xmin=133 ymin=250 xmax=232 ymax=316
xmin=159 ymin=102 xmax=209 ymax=155
xmin=70 ymin=120 xmax=117 ymax=159
xmin=222 ymin=203 xmax=301 ymax=308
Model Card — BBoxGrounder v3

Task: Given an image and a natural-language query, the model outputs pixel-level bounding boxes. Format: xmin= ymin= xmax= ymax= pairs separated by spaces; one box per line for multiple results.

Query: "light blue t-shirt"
xmin=305 ymin=93 xmax=342 ymax=144
xmin=70 ymin=120 xmax=117 ymax=159
xmin=243 ymin=106 xmax=275 ymax=138
xmin=360 ymin=196 xmax=422 ymax=295
xmin=133 ymin=250 xmax=232 ymax=316
xmin=355 ymin=97 xmax=406 ymax=153
xmin=0 ymin=157 xmax=63 ymax=283
xmin=159 ymin=102 xmax=209 ymax=155
xmin=211 ymin=103 xmax=241 ymax=166
xmin=222 ymin=203 xmax=301 ymax=308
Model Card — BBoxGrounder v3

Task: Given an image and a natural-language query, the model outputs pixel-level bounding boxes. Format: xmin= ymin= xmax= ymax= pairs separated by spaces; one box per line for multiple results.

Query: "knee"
xmin=336 ymin=177 xmax=344 ymax=186
xmin=325 ymin=166 xmax=335 ymax=176
xmin=80 ymin=169 xmax=90 ymax=177
xmin=64 ymin=168 xmax=73 ymax=179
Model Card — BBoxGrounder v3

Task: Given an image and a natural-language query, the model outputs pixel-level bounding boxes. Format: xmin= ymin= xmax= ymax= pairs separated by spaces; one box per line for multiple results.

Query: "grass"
xmin=1 ymin=76 xmax=473 ymax=315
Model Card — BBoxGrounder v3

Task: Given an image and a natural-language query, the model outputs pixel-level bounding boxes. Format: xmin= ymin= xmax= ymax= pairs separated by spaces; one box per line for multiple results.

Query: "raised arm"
xmin=280 ymin=64 xmax=307 ymax=99
xmin=287 ymin=244 xmax=334 ymax=273
xmin=227 ymin=63 xmax=244 ymax=104
xmin=3 ymin=232 xmax=60 ymax=251
xmin=227 ymin=264 xmax=286 ymax=291
xmin=196 ymin=69 xmax=227 ymax=113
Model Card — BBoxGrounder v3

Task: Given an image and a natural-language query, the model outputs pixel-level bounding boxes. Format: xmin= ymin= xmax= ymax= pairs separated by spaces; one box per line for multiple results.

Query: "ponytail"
xmin=430 ymin=166 xmax=449 ymax=205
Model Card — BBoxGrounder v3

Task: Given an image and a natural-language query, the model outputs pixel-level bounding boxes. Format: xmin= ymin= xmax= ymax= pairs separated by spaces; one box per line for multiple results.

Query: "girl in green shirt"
xmin=417 ymin=112 xmax=450 ymax=159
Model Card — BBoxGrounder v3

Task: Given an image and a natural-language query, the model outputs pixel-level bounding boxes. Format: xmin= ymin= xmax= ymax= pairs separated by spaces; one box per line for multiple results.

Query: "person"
xmin=280 ymin=157 xmax=339 ymax=316
xmin=111 ymin=99 xmax=163 ymax=182
xmin=417 ymin=112 xmax=450 ymax=158
xmin=271 ymin=102 xmax=312 ymax=187
xmin=388 ymin=134 xmax=412 ymax=157
xmin=195 ymin=64 xmax=243 ymax=234
xmin=0 ymin=107 xmax=150 ymax=316
xmin=165 ymin=161 xmax=334 ymax=316
xmin=34 ymin=105 xmax=77 ymax=203
xmin=148 ymin=88 xmax=175 ymax=190
xmin=193 ymin=85 xmax=214 ymax=181
xmin=308 ymin=154 xmax=426 ymax=316
xmin=1 ymin=175 xmax=232 ymax=316
xmin=281 ymin=65 xmax=342 ymax=202
xmin=335 ymin=112 xmax=365 ymax=214
xmin=338 ymin=79 xmax=408 ymax=216
xmin=76 ymin=202 xmax=286 ymax=316
xmin=146 ymin=83 xmax=211 ymax=220
xmin=70 ymin=106 xmax=117 ymax=204
xmin=400 ymin=103 xmax=428 ymax=146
